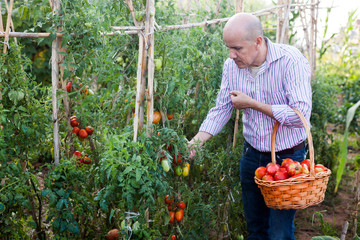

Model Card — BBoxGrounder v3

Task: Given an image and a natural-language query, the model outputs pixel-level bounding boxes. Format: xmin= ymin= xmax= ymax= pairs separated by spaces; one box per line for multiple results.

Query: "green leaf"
xmin=0 ymin=202 xmax=5 ymax=213
xmin=123 ymin=166 xmax=133 ymax=175
xmin=109 ymin=208 xmax=115 ymax=223
xmin=8 ymin=90 xmax=25 ymax=104
xmin=42 ymin=189 xmax=51 ymax=197
xmin=335 ymin=100 xmax=360 ymax=193
xmin=136 ymin=168 xmax=142 ymax=182
xmin=311 ymin=237 xmax=339 ymax=240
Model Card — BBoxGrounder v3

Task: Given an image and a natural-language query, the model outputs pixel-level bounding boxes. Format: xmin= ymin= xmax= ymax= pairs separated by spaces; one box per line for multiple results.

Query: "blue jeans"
xmin=240 ymin=141 xmax=307 ymax=240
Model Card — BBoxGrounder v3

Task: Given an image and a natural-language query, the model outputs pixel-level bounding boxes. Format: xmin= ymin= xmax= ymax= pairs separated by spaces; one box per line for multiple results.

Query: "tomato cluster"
xmin=70 ymin=116 xmax=94 ymax=142
xmin=165 ymin=195 xmax=186 ymax=224
xmin=73 ymin=150 xmax=91 ymax=167
xmin=66 ymin=81 xmax=92 ymax=98
xmin=255 ymin=158 xmax=329 ymax=181
xmin=152 ymin=111 xmax=173 ymax=124
xmin=159 ymin=145 xmax=190 ymax=178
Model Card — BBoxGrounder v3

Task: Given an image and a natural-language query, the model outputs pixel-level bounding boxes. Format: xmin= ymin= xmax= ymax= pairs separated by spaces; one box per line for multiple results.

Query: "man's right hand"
xmin=187 ymin=132 xmax=213 ymax=159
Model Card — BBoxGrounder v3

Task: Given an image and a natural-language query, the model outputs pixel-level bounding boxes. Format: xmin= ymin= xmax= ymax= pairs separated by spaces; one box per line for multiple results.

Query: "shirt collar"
xmin=264 ymin=37 xmax=283 ymax=64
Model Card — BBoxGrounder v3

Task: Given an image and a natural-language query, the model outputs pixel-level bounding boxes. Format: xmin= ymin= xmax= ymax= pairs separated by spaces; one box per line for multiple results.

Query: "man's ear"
xmin=255 ymin=36 xmax=262 ymax=48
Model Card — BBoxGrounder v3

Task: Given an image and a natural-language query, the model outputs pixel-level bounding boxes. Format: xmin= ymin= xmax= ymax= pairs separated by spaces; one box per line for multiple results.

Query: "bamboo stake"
xmin=3 ymin=0 xmax=13 ymax=53
xmin=112 ymin=26 xmax=144 ymax=31
xmin=133 ymin=28 xmax=145 ymax=141
xmin=52 ymin=0 xmax=61 ymax=165
xmin=0 ymin=32 xmax=67 ymax=38
xmin=4 ymin=0 xmax=17 ymax=45
xmin=125 ymin=0 xmax=139 ymax=27
xmin=146 ymin=0 xmax=155 ymax=134
xmin=232 ymin=0 xmax=243 ymax=150
xmin=279 ymin=0 xmax=290 ymax=44
xmin=276 ymin=0 xmax=284 ymax=43
xmin=299 ymin=1 xmax=310 ymax=59
xmin=310 ymin=0 xmax=318 ymax=79
xmin=0 ymin=3 xmax=4 ymax=32
xmin=139 ymin=44 xmax=147 ymax=130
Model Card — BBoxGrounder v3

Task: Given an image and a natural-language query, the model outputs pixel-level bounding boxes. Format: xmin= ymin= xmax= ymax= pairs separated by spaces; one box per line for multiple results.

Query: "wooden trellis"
xmin=0 ymin=0 xmax=320 ymax=164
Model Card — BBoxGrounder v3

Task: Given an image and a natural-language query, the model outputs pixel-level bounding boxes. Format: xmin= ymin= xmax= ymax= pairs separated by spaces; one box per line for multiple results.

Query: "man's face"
xmin=224 ymin=35 xmax=259 ymax=69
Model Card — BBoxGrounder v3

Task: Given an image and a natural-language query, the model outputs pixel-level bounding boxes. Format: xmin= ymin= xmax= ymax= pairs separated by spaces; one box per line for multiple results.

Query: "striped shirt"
xmin=199 ymin=38 xmax=312 ymax=152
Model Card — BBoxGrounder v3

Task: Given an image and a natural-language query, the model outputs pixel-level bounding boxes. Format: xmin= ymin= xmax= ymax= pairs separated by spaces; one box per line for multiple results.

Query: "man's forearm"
xmin=189 ymin=131 xmax=213 ymax=147
xmin=251 ymin=100 xmax=274 ymax=119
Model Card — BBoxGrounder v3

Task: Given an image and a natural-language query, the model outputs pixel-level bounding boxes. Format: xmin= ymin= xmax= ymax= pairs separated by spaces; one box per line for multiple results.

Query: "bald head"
xmin=223 ymin=13 xmax=263 ymax=42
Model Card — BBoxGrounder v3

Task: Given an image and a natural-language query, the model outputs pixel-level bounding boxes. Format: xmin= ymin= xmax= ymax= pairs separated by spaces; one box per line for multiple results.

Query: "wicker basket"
xmin=254 ymin=109 xmax=331 ymax=210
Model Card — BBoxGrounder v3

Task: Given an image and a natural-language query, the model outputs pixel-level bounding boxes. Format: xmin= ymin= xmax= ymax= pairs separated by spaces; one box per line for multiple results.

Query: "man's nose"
xmin=229 ymin=50 xmax=236 ymax=59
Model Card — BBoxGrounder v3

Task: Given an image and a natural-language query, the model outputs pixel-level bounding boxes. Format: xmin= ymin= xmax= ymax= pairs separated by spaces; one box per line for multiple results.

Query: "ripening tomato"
xmin=177 ymin=201 xmax=186 ymax=210
xmin=72 ymin=127 xmax=80 ymax=135
xmin=70 ymin=116 xmax=77 ymax=121
xmin=173 ymin=152 xmax=182 ymax=165
xmin=167 ymin=113 xmax=173 ymax=120
xmin=168 ymin=205 xmax=173 ymax=211
xmin=175 ymin=209 xmax=184 ymax=221
xmin=169 ymin=211 xmax=175 ymax=223
xmin=153 ymin=111 xmax=161 ymax=124
xmin=74 ymin=151 xmax=82 ymax=157
xmin=182 ymin=166 xmax=189 ymax=177
xmin=85 ymin=126 xmax=94 ymax=135
xmin=171 ymin=235 xmax=176 ymax=240
xmin=78 ymin=129 xmax=88 ymax=138
xmin=66 ymin=82 xmax=72 ymax=93
xmin=106 ymin=229 xmax=121 ymax=240
xmin=70 ymin=119 xmax=79 ymax=127
xmin=83 ymin=156 xmax=91 ymax=164
xmin=164 ymin=195 xmax=173 ymax=204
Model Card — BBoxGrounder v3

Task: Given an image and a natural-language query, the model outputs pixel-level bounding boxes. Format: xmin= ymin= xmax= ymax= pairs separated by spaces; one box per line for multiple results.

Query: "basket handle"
xmin=271 ymin=108 xmax=315 ymax=177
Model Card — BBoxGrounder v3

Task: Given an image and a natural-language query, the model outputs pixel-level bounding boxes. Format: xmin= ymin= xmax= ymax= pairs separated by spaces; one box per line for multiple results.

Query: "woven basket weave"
xmin=254 ymin=109 xmax=331 ymax=210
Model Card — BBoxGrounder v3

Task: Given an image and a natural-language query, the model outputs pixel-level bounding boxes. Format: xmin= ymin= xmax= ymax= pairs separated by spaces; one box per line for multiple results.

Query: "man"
xmin=188 ymin=13 xmax=311 ymax=240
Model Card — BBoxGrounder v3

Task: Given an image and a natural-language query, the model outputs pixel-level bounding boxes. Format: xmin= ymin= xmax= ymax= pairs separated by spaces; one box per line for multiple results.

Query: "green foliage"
xmin=310 ymin=75 xmax=339 ymax=171
xmin=312 ymin=211 xmax=339 ymax=237
xmin=334 ymin=100 xmax=360 ymax=193
xmin=0 ymin=161 xmax=43 ymax=238
xmin=0 ymin=43 xmax=52 ymax=164
xmin=2 ymin=0 xmax=358 ymax=238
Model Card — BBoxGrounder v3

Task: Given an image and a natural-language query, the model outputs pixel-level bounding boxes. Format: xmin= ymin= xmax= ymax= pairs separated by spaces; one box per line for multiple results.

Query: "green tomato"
xmin=132 ymin=221 xmax=140 ymax=232
xmin=121 ymin=219 xmax=126 ymax=230
xmin=154 ymin=58 xmax=162 ymax=70
xmin=161 ymin=159 xmax=170 ymax=172
xmin=116 ymin=56 xmax=124 ymax=64
xmin=198 ymin=164 xmax=204 ymax=172
xmin=175 ymin=166 xmax=183 ymax=176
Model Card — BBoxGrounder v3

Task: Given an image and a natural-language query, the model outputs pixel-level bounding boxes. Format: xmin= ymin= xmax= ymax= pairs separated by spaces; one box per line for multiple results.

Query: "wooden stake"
xmin=0 ymin=2 xmax=4 ymax=32
xmin=4 ymin=0 xmax=17 ymax=44
xmin=133 ymin=28 xmax=145 ymax=141
xmin=52 ymin=0 xmax=61 ymax=165
xmin=146 ymin=0 xmax=155 ymax=134
xmin=279 ymin=0 xmax=290 ymax=44
xmin=125 ymin=0 xmax=139 ymax=27
xmin=232 ymin=0 xmax=243 ymax=150
xmin=276 ymin=0 xmax=284 ymax=43
xmin=3 ymin=0 xmax=13 ymax=53
xmin=0 ymin=32 xmax=65 ymax=38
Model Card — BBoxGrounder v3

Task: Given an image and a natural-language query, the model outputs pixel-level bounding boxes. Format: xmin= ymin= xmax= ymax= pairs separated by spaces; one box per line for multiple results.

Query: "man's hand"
xmin=230 ymin=91 xmax=255 ymax=109
xmin=187 ymin=132 xmax=212 ymax=159
xmin=230 ymin=90 xmax=274 ymax=118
